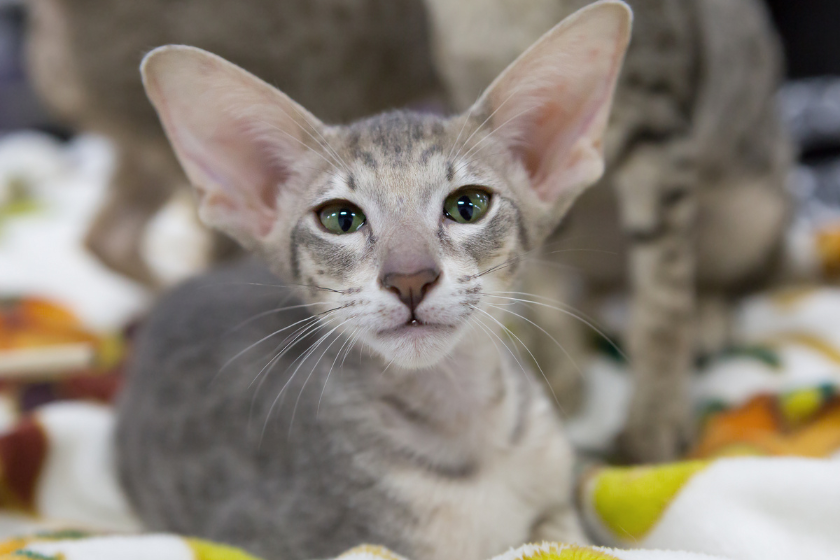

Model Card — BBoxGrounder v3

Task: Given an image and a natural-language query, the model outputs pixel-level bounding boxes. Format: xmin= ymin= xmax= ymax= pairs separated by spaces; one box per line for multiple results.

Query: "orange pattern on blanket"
xmin=0 ymin=298 xmax=126 ymax=387
xmin=817 ymin=226 xmax=840 ymax=279
xmin=0 ymin=298 xmax=97 ymax=350
xmin=525 ymin=544 xmax=620 ymax=560
xmin=691 ymin=390 xmax=840 ymax=459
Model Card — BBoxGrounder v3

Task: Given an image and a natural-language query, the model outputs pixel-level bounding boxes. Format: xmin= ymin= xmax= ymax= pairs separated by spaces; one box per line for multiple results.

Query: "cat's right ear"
xmin=141 ymin=46 xmax=323 ymax=248
xmin=469 ymin=0 xmax=632 ymax=216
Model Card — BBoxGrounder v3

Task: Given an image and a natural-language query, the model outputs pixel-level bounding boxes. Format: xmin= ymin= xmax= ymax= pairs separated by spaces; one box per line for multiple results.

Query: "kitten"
xmin=24 ymin=0 xmax=441 ymax=285
xmin=424 ymin=0 xmax=792 ymax=461
xmin=116 ymin=2 xmax=632 ymax=559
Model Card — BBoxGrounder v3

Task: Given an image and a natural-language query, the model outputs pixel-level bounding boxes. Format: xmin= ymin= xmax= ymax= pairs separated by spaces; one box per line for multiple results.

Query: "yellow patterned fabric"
xmin=518 ymin=543 xmax=620 ymax=560
xmin=188 ymin=539 xmax=264 ymax=560
xmin=587 ymin=462 xmax=710 ymax=541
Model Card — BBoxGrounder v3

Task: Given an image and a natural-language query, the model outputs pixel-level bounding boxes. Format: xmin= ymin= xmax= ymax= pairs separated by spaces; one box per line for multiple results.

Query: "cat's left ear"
xmin=141 ymin=45 xmax=325 ymax=248
xmin=472 ymin=0 xmax=632 ymax=210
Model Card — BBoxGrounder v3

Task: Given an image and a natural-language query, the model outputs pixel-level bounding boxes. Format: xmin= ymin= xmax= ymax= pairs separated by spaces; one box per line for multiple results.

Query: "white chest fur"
xmin=383 ymin=387 xmax=580 ymax=560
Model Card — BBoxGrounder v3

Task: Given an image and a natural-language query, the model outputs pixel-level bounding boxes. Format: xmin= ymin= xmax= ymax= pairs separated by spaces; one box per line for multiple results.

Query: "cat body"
xmin=117 ymin=3 xmax=632 ymax=558
xmin=118 ymin=260 xmax=581 ymax=560
xmin=24 ymin=0 xmax=441 ymax=284
xmin=424 ymin=0 xmax=792 ymax=460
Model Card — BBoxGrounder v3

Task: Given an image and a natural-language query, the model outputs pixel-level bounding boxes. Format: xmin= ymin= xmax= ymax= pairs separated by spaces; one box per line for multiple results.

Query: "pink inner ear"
xmin=258 ymin=180 xmax=280 ymax=212
xmin=516 ymin=96 xmax=578 ymax=188
xmin=243 ymin=122 xmax=288 ymax=215
xmin=237 ymin=138 xmax=287 ymax=237
xmin=241 ymin=134 xmax=294 ymax=236
xmin=175 ymin=116 xmax=289 ymax=239
xmin=506 ymin=67 xmax=612 ymax=203
xmin=523 ymin=103 xmax=562 ymax=182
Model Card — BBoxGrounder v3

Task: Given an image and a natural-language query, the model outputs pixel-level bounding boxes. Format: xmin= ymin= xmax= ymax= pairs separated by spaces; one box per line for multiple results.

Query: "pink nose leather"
xmin=381 ymin=268 xmax=440 ymax=311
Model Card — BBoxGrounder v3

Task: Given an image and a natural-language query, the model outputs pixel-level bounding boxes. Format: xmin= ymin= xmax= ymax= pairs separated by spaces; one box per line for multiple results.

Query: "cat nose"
xmin=381 ymin=268 xmax=440 ymax=312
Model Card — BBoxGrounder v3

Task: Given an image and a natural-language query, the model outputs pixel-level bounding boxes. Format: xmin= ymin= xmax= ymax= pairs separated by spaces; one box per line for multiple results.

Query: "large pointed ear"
xmin=141 ymin=45 xmax=324 ymax=247
xmin=473 ymin=0 xmax=631 ymax=208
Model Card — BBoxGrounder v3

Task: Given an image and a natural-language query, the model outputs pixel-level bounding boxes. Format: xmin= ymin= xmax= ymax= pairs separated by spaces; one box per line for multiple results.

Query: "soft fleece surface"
xmin=0 ymin=538 xmax=727 ymax=560
xmin=1 ymin=132 xmax=840 ymax=559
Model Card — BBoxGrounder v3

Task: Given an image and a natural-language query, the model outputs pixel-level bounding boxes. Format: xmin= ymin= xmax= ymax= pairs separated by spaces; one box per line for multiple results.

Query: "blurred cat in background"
xmin=424 ymin=0 xmax=793 ymax=461
xmin=24 ymin=0 xmax=442 ymax=285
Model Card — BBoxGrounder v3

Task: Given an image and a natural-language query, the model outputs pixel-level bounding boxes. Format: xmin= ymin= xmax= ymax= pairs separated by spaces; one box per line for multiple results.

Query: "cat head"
xmin=141 ymin=1 xmax=631 ymax=368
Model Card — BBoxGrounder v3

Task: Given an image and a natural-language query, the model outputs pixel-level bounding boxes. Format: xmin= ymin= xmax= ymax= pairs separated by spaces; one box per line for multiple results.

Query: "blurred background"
xmin=0 ymin=0 xmax=839 ymax=455
xmin=0 ymin=0 xmax=839 ymax=415
xmin=0 ymin=0 xmax=840 ymax=418
xmin=0 ymin=0 xmax=837 ymax=535
xmin=2 ymin=1 xmax=835 ymax=350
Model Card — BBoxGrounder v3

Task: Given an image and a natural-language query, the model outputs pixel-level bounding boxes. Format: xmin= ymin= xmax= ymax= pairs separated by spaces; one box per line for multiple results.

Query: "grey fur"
xmin=117 ymin=255 xmax=580 ymax=560
xmin=118 ymin=6 xmax=631 ymax=557
xmin=118 ymin=261 xmax=420 ymax=558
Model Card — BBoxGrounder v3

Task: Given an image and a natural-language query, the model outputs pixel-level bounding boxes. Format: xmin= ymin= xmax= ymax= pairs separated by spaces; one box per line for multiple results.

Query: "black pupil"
xmin=456 ymin=195 xmax=475 ymax=221
xmin=337 ymin=209 xmax=354 ymax=232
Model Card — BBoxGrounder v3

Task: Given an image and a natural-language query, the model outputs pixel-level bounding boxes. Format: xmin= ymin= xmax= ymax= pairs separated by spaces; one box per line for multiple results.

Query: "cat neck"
xmin=363 ymin=323 xmax=519 ymax=428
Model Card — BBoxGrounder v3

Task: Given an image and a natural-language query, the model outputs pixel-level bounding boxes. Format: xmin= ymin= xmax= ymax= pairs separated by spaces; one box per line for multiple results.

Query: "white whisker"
xmin=287 ymin=104 xmax=351 ymax=173
xmin=484 ymin=293 xmax=627 ymax=363
xmin=447 ymin=101 xmax=480 ymax=161
xmin=318 ymin=327 xmax=359 ymax=415
xmin=289 ymin=318 xmax=355 ymax=432
xmin=341 ymin=328 xmax=363 ymax=370
xmin=226 ymin=301 xmax=334 ymax=334
xmin=471 ymin=306 xmax=554 ymax=404
xmin=258 ymin=318 xmax=345 ymax=446
xmin=454 ymin=106 xmax=536 ymax=169
xmin=452 ymin=86 xmax=522 ymax=162
xmin=215 ymin=311 xmax=332 ymax=380
xmin=248 ymin=316 xmax=331 ymax=391
xmin=469 ymin=308 xmax=532 ymax=390
xmin=247 ymin=317 xmax=339 ymax=426
xmin=258 ymin=120 xmax=344 ymax=175
xmin=485 ymin=302 xmax=583 ymax=385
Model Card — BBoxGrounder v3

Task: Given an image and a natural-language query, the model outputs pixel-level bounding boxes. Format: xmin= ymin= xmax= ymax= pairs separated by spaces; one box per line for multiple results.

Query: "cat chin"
xmin=367 ymin=323 xmax=463 ymax=369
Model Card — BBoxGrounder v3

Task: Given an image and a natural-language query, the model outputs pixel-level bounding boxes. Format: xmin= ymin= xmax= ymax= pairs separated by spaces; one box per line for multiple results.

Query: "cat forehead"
xmin=321 ymin=109 xmax=502 ymax=202
xmin=335 ymin=110 xmax=460 ymax=169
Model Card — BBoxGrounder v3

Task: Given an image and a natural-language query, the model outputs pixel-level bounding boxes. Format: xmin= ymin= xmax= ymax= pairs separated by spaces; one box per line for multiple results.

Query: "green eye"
xmin=444 ymin=188 xmax=491 ymax=224
xmin=318 ymin=202 xmax=366 ymax=234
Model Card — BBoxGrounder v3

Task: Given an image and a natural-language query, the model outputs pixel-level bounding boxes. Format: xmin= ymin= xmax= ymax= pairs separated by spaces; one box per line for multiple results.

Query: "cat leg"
xmin=696 ymin=292 xmax=731 ymax=358
xmin=613 ymin=144 xmax=697 ymax=462
xmin=85 ymin=139 xmax=181 ymax=286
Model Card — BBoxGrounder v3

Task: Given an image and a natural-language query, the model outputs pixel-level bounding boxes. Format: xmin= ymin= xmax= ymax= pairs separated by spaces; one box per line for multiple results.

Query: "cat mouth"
xmin=376 ymin=320 xmax=455 ymax=337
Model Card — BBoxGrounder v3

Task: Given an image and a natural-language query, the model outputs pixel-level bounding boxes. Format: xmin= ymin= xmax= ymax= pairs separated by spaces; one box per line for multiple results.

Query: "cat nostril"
xmin=381 ymin=269 xmax=440 ymax=311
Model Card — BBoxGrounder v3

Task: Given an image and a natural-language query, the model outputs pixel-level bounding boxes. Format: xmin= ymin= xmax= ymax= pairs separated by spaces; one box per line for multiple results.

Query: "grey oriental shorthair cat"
xmin=117 ymin=2 xmax=633 ymax=559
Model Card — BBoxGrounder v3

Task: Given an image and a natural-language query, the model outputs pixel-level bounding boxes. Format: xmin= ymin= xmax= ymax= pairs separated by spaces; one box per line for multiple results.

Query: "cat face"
xmin=141 ymin=1 xmax=631 ymax=368
xmin=261 ymin=111 xmax=549 ymax=367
